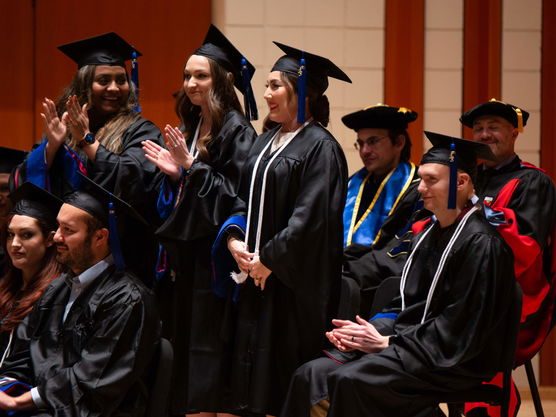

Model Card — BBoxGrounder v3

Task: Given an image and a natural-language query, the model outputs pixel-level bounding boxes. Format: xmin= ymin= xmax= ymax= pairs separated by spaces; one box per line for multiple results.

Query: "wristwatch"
xmin=78 ymin=132 xmax=95 ymax=148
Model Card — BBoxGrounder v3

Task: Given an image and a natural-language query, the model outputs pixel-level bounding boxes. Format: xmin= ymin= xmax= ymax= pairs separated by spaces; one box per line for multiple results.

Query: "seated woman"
xmin=219 ymin=43 xmax=351 ymax=416
xmin=0 ymin=182 xmax=62 ymax=364
xmin=13 ymin=33 xmax=164 ymax=284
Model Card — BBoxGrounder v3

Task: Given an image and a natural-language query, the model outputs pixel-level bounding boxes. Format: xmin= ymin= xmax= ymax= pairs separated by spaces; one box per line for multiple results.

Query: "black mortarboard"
xmin=64 ymin=173 xmax=147 ymax=269
xmin=0 ymin=147 xmax=26 ymax=174
xmin=342 ymin=104 xmax=418 ymax=131
xmin=58 ymin=32 xmax=141 ymax=69
xmin=271 ymin=42 xmax=352 ymax=122
xmin=9 ymin=182 xmax=62 ymax=231
xmin=460 ymin=98 xmax=529 ymax=132
xmin=193 ymin=25 xmax=258 ymax=120
xmin=421 ymin=131 xmax=496 ymax=209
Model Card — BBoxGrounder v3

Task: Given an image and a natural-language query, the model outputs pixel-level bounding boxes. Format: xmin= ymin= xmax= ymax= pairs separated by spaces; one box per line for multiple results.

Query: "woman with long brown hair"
xmin=218 ymin=43 xmax=350 ymax=416
xmin=14 ymin=33 xmax=164 ymax=285
xmin=141 ymin=25 xmax=257 ymax=417
xmin=0 ymin=183 xmax=62 ymax=363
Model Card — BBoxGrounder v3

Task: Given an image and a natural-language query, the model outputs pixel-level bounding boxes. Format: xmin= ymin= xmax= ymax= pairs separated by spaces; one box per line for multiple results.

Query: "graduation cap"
xmin=58 ymin=32 xmax=142 ymax=111
xmin=342 ymin=104 xmax=418 ymax=131
xmin=9 ymin=182 xmax=63 ymax=232
xmin=193 ymin=25 xmax=258 ymax=121
xmin=64 ymin=172 xmax=147 ymax=269
xmin=460 ymin=98 xmax=529 ymax=132
xmin=421 ymin=131 xmax=496 ymax=209
xmin=271 ymin=42 xmax=352 ymax=123
xmin=58 ymin=32 xmax=141 ymax=68
xmin=0 ymin=147 xmax=26 ymax=174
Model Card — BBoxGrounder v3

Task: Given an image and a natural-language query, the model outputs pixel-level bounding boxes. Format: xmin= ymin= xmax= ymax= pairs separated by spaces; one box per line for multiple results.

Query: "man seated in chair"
xmin=280 ymin=132 xmax=519 ymax=417
xmin=340 ymin=105 xmax=426 ymax=317
xmin=0 ymin=180 xmax=161 ymax=416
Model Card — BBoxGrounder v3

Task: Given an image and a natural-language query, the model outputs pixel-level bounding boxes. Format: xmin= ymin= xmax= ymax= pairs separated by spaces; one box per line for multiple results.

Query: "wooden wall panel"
xmin=33 ymin=0 xmax=211 ymax=140
xmin=541 ymin=0 xmax=556 ymax=182
xmin=384 ymin=0 xmax=425 ymax=164
xmin=0 ymin=0 xmax=210 ymax=150
xmin=540 ymin=0 xmax=556 ymax=386
xmin=461 ymin=0 xmax=502 ymax=139
xmin=0 ymin=1 xmax=35 ymax=150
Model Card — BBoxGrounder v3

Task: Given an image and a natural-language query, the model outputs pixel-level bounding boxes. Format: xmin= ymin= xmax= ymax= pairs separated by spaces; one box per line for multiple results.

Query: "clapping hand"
xmin=164 ymin=125 xmax=195 ymax=170
xmin=142 ymin=140 xmax=181 ymax=182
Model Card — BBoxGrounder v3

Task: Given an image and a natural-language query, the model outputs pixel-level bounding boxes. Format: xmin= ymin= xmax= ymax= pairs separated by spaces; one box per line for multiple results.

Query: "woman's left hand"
xmin=164 ymin=125 xmax=195 ymax=170
xmin=66 ymin=95 xmax=90 ymax=145
xmin=249 ymin=255 xmax=272 ymax=290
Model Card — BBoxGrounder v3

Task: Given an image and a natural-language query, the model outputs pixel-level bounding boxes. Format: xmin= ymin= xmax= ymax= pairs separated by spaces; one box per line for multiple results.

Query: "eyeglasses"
xmin=354 ymin=136 xmax=389 ymax=150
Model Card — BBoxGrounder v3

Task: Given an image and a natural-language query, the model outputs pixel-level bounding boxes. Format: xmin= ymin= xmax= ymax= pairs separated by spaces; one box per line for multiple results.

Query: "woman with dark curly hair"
xmin=14 ymin=32 xmax=164 ymax=285
xmin=0 ymin=183 xmax=62 ymax=363
xmin=219 ymin=43 xmax=350 ymax=416
xmin=142 ymin=25 xmax=257 ymax=417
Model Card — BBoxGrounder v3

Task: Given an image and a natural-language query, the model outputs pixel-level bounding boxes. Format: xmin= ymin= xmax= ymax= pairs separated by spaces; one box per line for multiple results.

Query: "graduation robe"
xmin=476 ymin=155 xmax=556 ymax=364
xmin=13 ymin=118 xmax=164 ymax=285
xmin=155 ymin=110 xmax=256 ymax=414
xmin=281 ymin=210 xmax=518 ymax=417
xmin=341 ymin=171 xmax=426 ymax=318
xmin=0 ymin=265 xmax=160 ymax=417
xmin=223 ymin=122 xmax=347 ymax=416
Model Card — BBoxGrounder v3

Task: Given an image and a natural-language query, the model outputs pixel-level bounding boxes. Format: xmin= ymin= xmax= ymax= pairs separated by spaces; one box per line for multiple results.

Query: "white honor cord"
xmin=400 ymin=205 xmax=479 ymax=323
xmin=231 ymin=122 xmax=309 ymax=284
xmin=0 ymin=329 xmax=14 ymax=368
xmin=189 ymin=118 xmax=201 ymax=160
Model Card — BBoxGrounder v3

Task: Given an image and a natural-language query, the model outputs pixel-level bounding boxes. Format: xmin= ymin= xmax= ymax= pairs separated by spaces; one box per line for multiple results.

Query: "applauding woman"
xmin=221 ymin=43 xmax=350 ymax=416
xmin=142 ymin=25 xmax=257 ymax=416
xmin=0 ymin=183 xmax=62 ymax=363
xmin=14 ymin=33 xmax=164 ymax=284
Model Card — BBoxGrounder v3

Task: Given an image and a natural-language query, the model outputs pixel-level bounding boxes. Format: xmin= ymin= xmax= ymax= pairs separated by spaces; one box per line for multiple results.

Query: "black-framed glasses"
xmin=354 ymin=136 xmax=389 ymax=150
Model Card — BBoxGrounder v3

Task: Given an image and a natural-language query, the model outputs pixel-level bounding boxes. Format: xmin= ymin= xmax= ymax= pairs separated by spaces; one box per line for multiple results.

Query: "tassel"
xmin=241 ymin=58 xmax=258 ymax=121
xmin=108 ymin=201 xmax=126 ymax=269
xmin=231 ymin=271 xmax=247 ymax=284
xmin=297 ymin=56 xmax=307 ymax=123
xmin=448 ymin=141 xmax=457 ymax=209
xmin=131 ymin=51 xmax=141 ymax=113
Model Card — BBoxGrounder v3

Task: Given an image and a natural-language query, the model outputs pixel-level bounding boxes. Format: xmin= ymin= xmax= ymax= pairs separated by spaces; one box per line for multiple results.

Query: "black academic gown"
xmin=14 ymin=117 xmax=164 ymax=286
xmin=155 ymin=110 xmax=256 ymax=414
xmin=476 ymin=155 xmax=556 ymax=364
xmin=281 ymin=210 xmax=517 ymax=417
xmin=342 ymin=175 xmax=426 ymax=318
xmin=227 ymin=122 xmax=348 ymax=416
xmin=0 ymin=265 xmax=160 ymax=417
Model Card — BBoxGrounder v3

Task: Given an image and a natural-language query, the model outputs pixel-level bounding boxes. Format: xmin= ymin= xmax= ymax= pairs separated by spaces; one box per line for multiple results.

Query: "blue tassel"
xmin=108 ymin=201 xmax=126 ymax=269
xmin=297 ymin=56 xmax=307 ymax=123
xmin=448 ymin=141 xmax=457 ymax=209
xmin=131 ymin=51 xmax=141 ymax=113
xmin=241 ymin=58 xmax=258 ymax=121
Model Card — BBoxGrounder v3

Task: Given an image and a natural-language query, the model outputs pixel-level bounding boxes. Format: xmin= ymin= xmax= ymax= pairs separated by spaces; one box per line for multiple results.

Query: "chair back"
xmin=145 ymin=337 xmax=174 ymax=417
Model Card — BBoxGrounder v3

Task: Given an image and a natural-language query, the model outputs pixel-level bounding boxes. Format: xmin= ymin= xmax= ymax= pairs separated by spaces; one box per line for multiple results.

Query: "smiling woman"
xmin=142 ymin=24 xmax=258 ymax=417
xmin=12 ymin=32 xmax=165 ymax=285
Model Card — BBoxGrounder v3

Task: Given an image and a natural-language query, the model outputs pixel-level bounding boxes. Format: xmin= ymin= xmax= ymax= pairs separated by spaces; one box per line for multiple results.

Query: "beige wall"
xmin=214 ymin=0 xmax=543 ymax=174
xmin=502 ymin=0 xmax=542 ymax=166
xmin=213 ymin=0 xmax=386 ymax=174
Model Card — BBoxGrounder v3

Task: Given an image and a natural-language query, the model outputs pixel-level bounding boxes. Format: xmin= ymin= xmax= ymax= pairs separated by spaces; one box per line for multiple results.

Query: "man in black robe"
xmin=339 ymin=105 xmax=425 ymax=317
xmin=460 ymin=99 xmax=556 ymax=365
xmin=0 ymin=184 xmax=160 ymax=416
xmin=280 ymin=132 xmax=519 ymax=417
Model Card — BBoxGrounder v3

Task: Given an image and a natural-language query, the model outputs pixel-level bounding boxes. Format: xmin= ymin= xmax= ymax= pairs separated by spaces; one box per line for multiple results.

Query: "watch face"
xmin=84 ymin=133 xmax=95 ymax=144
